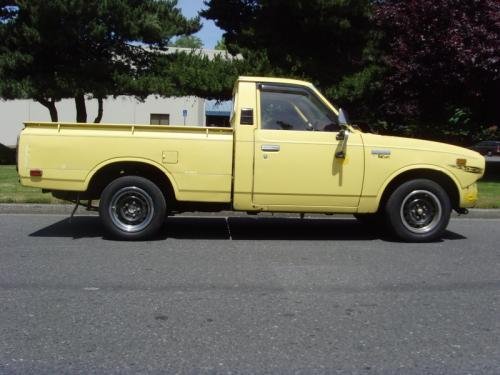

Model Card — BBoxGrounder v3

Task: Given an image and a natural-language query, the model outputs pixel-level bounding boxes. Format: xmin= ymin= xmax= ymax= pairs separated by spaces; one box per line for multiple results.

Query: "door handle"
xmin=261 ymin=145 xmax=280 ymax=152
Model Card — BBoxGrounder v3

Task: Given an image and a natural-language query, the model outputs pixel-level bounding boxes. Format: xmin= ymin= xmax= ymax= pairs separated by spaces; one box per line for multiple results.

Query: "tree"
xmin=214 ymin=38 xmax=227 ymax=51
xmin=133 ymin=47 xmax=255 ymax=101
xmin=374 ymin=0 xmax=500 ymax=142
xmin=202 ymin=0 xmax=377 ymax=114
xmin=203 ymin=0 xmax=500 ymax=142
xmin=0 ymin=0 xmax=201 ymax=122
xmin=170 ymin=35 xmax=204 ymax=49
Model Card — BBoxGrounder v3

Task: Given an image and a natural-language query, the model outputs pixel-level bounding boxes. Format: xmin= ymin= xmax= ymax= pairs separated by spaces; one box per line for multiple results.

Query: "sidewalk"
xmin=1 ymin=204 xmax=499 ymax=219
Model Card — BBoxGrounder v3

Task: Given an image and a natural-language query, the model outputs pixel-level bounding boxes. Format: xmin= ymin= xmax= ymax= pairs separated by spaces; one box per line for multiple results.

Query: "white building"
xmin=0 ymin=95 xmax=210 ymax=147
xmin=0 ymin=47 xmax=236 ymax=147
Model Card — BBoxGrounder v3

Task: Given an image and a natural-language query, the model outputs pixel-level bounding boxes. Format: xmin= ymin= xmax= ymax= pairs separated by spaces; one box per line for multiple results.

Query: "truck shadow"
xmin=29 ymin=216 xmax=466 ymax=242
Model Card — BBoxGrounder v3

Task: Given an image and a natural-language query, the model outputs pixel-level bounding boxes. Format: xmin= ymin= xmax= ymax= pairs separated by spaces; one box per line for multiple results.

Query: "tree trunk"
xmin=37 ymin=98 xmax=58 ymax=122
xmin=94 ymin=97 xmax=104 ymax=123
xmin=75 ymin=93 xmax=87 ymax=123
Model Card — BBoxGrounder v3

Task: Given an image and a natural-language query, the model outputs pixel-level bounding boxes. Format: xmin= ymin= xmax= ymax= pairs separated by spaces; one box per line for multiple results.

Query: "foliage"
xmin=472 ymin=125 xmax=500 ymax=144
xmin=170 ymin=35 xmax=204 ymax=49
xmin=125 ymin=50 xmax=250 ymax=101
xmin=214 ymin=38 xmax=227 ymax=51
xmin=0 ymin=143 xmax=15 ymax=165
xmin=203 ymin=0 xmax=500 ymax=142
xmin=202 ymin=0 xmax=376 ymax=102
xmin=163 ymin=52 xmax=242 ymax=99
xmin=374 ymin=0 xmax=500 ymax=142
xmin=0 ymin=0 xmax=201 ymax=122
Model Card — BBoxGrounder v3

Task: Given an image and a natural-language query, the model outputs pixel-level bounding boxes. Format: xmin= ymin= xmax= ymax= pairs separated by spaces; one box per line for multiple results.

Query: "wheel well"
xmin=379 ymin=169 xmax=460 ymax=212
xmin=86 ymin=162 xmax=175 ymax=202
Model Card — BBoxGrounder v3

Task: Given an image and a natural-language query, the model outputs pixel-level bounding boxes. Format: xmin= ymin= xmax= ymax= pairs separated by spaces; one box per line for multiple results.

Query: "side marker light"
xmin=30 ymin=169 xmax=43 ymax=177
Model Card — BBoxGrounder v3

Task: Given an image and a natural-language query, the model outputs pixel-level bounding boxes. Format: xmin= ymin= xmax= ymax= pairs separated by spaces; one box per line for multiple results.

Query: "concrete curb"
xmin=0 ymin=204 xmax=499 ymax=219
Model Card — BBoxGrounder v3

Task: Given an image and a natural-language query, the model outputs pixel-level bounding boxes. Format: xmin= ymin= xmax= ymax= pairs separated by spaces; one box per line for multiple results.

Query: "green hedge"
xmin=0 ymin=144 xmax=15 ymax=165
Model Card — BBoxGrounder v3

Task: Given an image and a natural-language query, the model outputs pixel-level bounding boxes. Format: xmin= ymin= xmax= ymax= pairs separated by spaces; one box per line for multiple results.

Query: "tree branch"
xmin=94 ymin=97 xmax=104 ymax=123
xmin=36 ymin=98 xmax=58 ymax=122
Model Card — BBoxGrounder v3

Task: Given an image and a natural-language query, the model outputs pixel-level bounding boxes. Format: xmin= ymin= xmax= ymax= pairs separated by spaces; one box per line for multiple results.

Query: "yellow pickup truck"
xmin=17 ymin=76 xmax=485 ymax=242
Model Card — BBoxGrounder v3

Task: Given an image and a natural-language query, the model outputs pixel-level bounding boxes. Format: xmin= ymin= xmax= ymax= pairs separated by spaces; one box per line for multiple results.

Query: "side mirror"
xmin=336 ymin=129 xmax=347 ymax=141
xmin=338 ymin=108 xmax=349 ymax=126
xmin=335 ymin=129 xmax=350 ymax=159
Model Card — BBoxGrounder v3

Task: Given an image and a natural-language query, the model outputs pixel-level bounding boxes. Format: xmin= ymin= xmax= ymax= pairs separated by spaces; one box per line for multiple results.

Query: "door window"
xmin=260 ymin=89 xmax=339 ymax=132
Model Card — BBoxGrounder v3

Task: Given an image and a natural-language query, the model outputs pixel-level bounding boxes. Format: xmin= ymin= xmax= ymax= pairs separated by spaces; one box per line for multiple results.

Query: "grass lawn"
xmin=1 ymin=164 xmax=499 ymax=208
xmin=475 ymin=181 xmax=500 ymax=208
xmin=0 ymin=165 xmax=61 ymax=203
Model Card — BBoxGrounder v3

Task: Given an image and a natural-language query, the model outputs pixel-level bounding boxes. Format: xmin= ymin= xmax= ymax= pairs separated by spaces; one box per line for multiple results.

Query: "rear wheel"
xmin=385 ymin=179 xmax=451 ymax=242
xmin=99 ymin=176 xmax=166 ymax=240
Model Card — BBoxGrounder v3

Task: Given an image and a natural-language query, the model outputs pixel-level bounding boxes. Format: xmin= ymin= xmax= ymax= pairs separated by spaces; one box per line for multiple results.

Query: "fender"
xmin=84 ymin=157 xmax=181 ymax=198
xmin=359 ymin=163 xmax=462 ymax=213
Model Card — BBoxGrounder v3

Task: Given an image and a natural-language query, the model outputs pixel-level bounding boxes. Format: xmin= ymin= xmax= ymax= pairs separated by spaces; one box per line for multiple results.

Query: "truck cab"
xmin=232 ymin=77 xmax=364 ymax=213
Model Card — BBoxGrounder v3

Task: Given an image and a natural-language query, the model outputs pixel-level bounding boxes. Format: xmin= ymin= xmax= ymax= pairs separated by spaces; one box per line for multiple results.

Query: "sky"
xmin=177 ymin=0 xmax=224 ymax=49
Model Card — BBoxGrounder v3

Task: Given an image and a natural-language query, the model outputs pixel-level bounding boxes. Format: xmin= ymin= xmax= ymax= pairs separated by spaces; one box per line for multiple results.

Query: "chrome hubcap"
xmin=109 ymin=187 xmax=154 ymax=233
xmin=400 ymin=190 xmax=442 ymax=234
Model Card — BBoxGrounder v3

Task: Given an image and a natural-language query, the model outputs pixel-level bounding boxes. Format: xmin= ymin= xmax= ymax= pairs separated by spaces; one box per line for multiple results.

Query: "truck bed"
xmin=18 ymin=122 xmax=235 ymax=203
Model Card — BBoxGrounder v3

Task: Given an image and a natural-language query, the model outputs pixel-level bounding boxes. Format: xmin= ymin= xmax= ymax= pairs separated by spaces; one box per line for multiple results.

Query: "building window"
xmin=150 ymin=114 xmax=170 ymax=125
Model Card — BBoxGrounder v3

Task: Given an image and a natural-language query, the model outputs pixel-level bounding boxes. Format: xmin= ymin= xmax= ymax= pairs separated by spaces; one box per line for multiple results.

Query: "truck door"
xmin=252 ymin=84 xmax=364 ymax=210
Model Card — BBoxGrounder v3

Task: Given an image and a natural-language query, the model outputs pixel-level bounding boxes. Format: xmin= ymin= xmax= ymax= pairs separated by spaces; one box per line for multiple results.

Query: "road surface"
xmin=0 ymin=214 xmax=499 ymax=373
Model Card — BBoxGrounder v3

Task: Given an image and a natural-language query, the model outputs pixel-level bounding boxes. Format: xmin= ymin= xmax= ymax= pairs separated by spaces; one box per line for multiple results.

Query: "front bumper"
xmin=460 ymin=183 xmax=478 ymax=208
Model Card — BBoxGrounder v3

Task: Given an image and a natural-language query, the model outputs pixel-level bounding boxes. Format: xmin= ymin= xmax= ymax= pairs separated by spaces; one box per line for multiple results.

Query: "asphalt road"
xmin=0 ymin=214 xmax=499 ymax=374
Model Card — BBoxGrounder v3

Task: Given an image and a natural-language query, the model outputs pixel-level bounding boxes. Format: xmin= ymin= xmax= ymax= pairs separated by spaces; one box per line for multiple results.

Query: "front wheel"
xmin=99 ymin=176 xmax=166 ymax=240
xmin=385 ymin=179 xmax=451 ymax=242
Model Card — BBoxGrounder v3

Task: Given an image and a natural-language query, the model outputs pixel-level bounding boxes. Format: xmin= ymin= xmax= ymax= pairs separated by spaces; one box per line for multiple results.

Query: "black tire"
xmin=99 ymin=176 xmax=166 ymax=240
xmin=385 ymin=179 xmax=451 ymax=242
